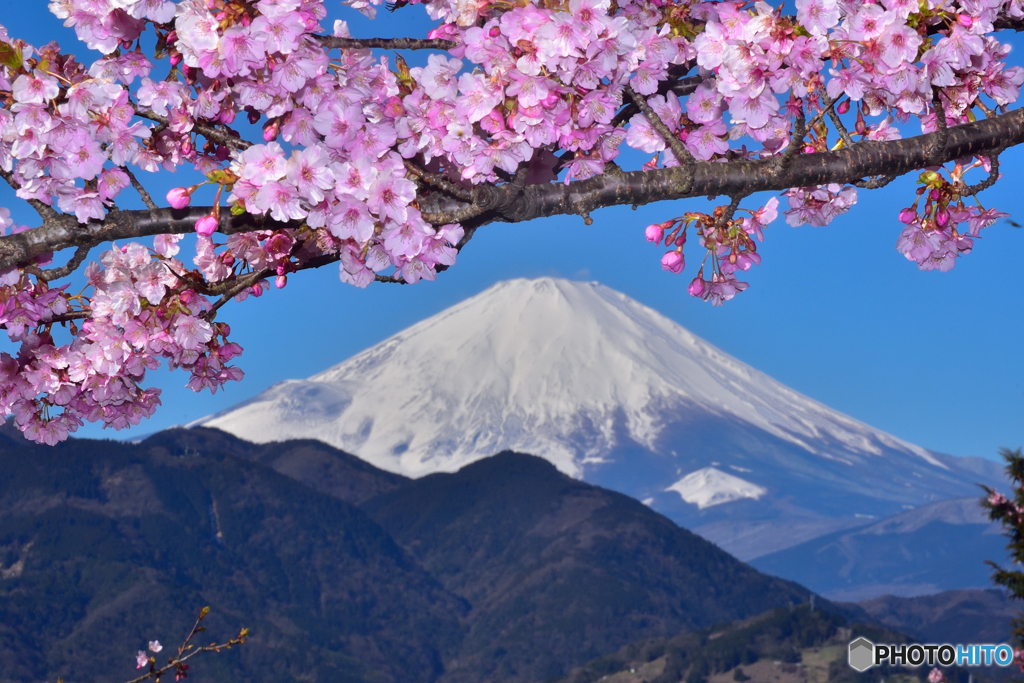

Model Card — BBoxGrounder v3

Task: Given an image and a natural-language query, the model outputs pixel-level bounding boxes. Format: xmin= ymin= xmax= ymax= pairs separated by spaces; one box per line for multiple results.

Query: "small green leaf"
xmin=0 ymin=41 xmax=23 ymax=70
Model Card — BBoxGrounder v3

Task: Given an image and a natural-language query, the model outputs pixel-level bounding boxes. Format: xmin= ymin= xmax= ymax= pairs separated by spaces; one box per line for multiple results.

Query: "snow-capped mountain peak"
xmin=197 ymin=277 xmax=937 ymax=478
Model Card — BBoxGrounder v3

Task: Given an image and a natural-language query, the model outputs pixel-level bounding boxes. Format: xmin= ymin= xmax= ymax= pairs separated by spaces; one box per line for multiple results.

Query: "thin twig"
xmin=624 ymin=84 xmax=695 ymax=169
xmin=133 ymin=107 xmax=252 ymax=152
xmin=205 ymin=268 xmax=272 ymax=318
xmin=38 ymin=245 xmax=91 ymax=281
xmin=928 ymin=91 xmax=950 ymax=166
xmin=963 ymin=148 xmax=1004 ymax=195
xmin=772 ymin=109 xmax=807 ymax=175
xmin=403 ymin=160 xmax=473 ymax=202
xmin=316 ymin=36 xmax=456 ymax=51
xmin=819 ymin=90 xmax=854 ymax=150
xmin=121 ymin=166 xmax=159 ymax=211
xmin=719 ymin=194 xmax=747 ymax=227
xmin=0 ymin=168 xmax=61 ymax=221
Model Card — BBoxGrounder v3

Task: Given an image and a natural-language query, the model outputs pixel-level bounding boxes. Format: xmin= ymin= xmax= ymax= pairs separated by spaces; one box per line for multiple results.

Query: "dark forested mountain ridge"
xmin=0 ymin=429 xmax=462 ymax=683
xmin=0 ymin=429 xmax=858 ymax=683
xmin=362 ymin=451 xmax=814 ymax=683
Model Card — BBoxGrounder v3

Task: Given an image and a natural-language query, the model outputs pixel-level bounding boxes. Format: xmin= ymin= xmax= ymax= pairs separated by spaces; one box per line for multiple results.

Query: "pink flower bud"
xmin=645 ymin=224 xmax=664 ymax=245
xmin=688 ymin=276 xmax=705 ymax=297
xmin=489 ymin=26 xmax=501 ymax=37
xmin=836 ymin=99 xmax=850 ymax=114
xmin=898 ymin=208 xmax=916 ymax=224
xmin=275 ymin=275 xmax=288 ymax=289
xmin=166 ymin=187 xmax=192 ymax=209
xmin=803 ymin=145 xmax=815 ymax=154
xmin=661 ymin=250 xmax=684 ymax=274
xmin=263 ymin=118 xmax=281 ymax=142
xmin=251 ymin=284 xmax=263 ymax=298
xmin=169 ymin=52 xmax=182 ymax=66
xmin=195 ymin=215 xmax=218 ymax=237
xmin=957 ymin=14 xmax=973 ymax=27
xmin=935 ymin=206 xmax=949 ymax=227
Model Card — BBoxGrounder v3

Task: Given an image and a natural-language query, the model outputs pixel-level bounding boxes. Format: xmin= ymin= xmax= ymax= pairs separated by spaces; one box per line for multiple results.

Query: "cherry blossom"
xmin=0 ymin=0 xmax=1017 ymax=442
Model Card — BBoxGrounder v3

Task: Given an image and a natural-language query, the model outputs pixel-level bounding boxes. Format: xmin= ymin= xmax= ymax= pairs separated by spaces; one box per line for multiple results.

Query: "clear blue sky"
xmin=1 ymin=5 xmax=1022 ymax=461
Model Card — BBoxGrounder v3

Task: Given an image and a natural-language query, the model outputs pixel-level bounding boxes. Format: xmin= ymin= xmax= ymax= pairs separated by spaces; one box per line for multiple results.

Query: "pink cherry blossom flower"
xmin=12 ymin=70 xmax=60 ymax=105
xmin=173 ymin=315 xmax=214 ymax=350
xmin=796 ymin=0 xmax=840 ymax=36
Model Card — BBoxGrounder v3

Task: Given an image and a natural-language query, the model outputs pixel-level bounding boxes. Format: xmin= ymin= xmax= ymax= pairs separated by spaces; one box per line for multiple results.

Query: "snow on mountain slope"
xmin=666 ymin=468 xmax=768 ymax=509
xmin=198 ymin=277 xmax=940 ymax=478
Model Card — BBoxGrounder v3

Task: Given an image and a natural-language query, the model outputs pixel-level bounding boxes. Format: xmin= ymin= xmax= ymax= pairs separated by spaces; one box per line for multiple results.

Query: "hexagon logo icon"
xmin=848 ymin=637 xmax=875 ymax=672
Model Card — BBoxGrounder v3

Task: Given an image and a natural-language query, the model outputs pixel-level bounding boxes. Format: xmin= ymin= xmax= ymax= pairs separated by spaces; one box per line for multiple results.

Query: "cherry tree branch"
xmin=133 ymin=108 xmax=250 ymax=152
xmin=3 ymin=105 xmax=1024 ymax=271
xmin=122 ymin=165 xmax=159 ymax=211
xmin=316 ymin=36 xmax=457 ymax=51
xmin=819 ymin=90 xmax=854 ymax=149
xmin=624 ymin=84 xmax=695 ymax=172
xmin=772 ymin=109 xmax=807 ymax=175
xmin=403 ymin=160 xmax=473 ymax=202
xmin=1 ymin=168 xmax=60 ymax=221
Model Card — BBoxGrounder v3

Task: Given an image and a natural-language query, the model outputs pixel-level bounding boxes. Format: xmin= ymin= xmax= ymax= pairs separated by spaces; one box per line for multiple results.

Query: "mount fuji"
xmin=195 ymin=278 xmax=1005 ymax=563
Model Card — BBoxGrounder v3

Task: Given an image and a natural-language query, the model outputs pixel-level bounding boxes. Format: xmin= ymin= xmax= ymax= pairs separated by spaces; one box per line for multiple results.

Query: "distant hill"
xmin=855 ymin=588 xmax=1018 ymax=645
xmin=548 ymin=603 xmax=989 ymax=683
xmin=363 ymin=451 xmax=814 ymax=683
xmin=750 ymin=499 xmax=1008 ymax=601
xmin=143 ymin=426 xmax=409 ymax=505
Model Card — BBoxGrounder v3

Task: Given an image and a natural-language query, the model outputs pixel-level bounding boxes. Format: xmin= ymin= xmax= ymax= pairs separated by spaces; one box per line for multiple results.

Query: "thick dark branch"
xmin=3 ymin=106 xmax=1024 ymax=272
xmin=0 ymin=207 xmax=295 ymax=271
xmin=465 ymin=105 xmax=1024 ymax=229
xmin=316 ymin=36 xmax=456 ymax=51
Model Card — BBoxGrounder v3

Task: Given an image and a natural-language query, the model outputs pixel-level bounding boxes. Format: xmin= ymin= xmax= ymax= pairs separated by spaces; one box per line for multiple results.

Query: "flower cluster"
xmin=895 ymin=165 xmax=1007 ymax=271
xmin=0 ymin=0 xmax=1017 ymax=441
xmin=0 ymin=240 xmax=242 ymax=445
xmin=645 ymin=196 xmax=778 ymax=306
